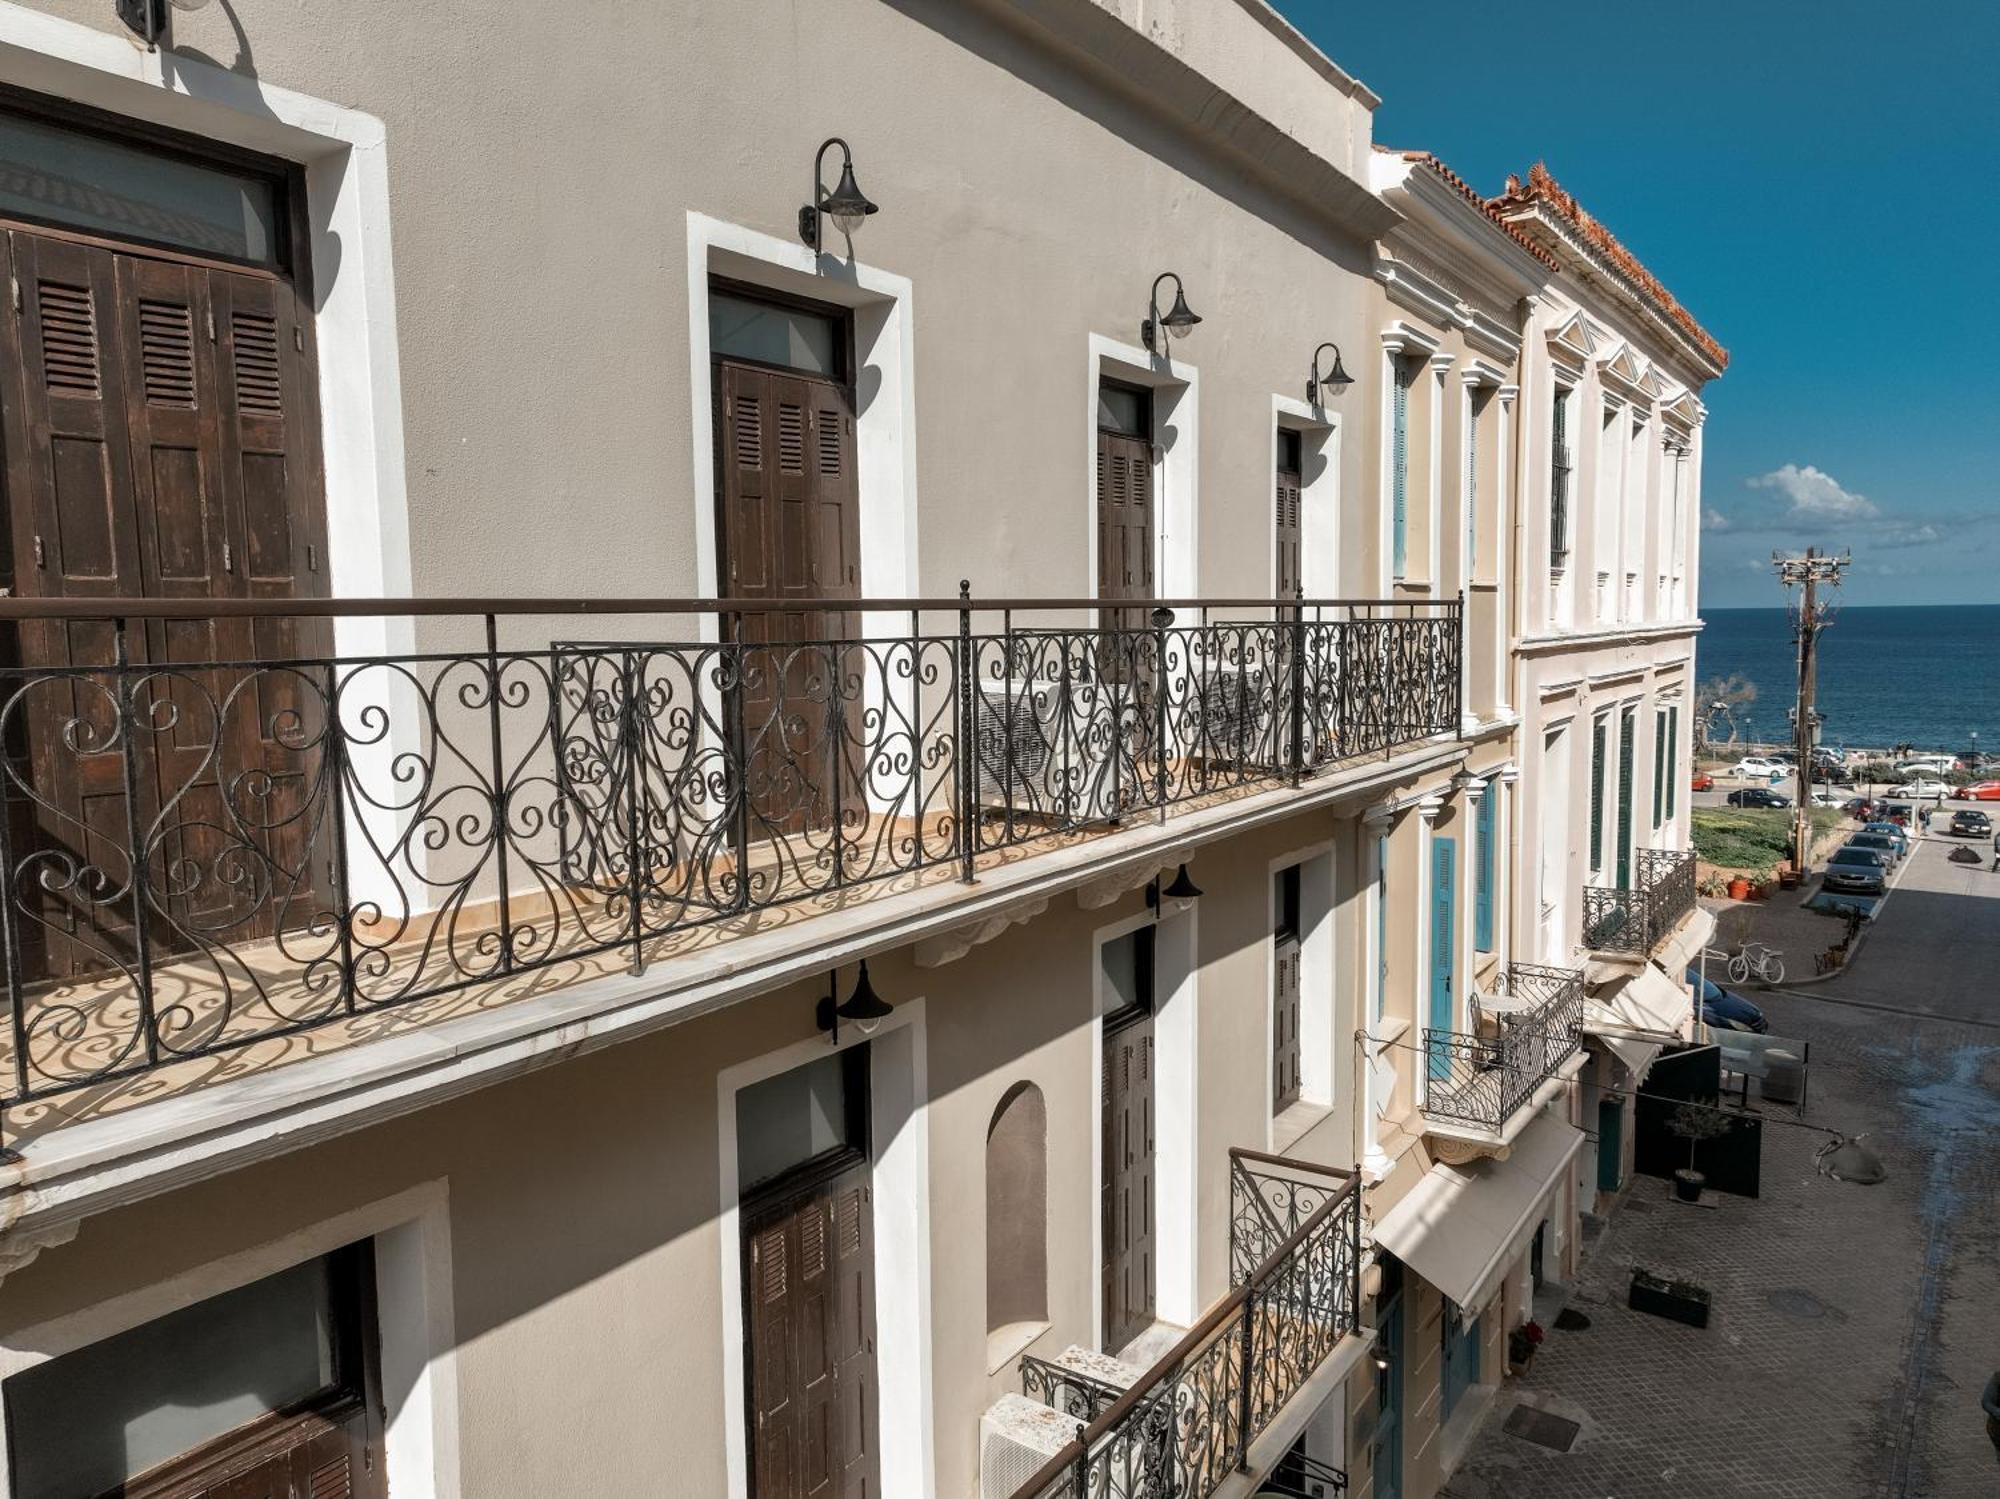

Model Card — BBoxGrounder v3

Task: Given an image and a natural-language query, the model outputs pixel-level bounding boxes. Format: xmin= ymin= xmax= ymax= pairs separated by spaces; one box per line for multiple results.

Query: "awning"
xmin=1600 ymin=1033 xmax=1663 ymax=1078
xmin=1369 ymin=1113 xmax=1584 ymax=1314
xmin=1654 ymin=905 xmax=1718 ymax=979
xmin=1585 ymin=961 xmax=1693 ymax=1042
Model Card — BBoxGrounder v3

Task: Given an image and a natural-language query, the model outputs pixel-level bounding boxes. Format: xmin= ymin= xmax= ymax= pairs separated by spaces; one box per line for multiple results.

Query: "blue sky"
xmin=1273 ymin=1 xmax=2000 ymax=608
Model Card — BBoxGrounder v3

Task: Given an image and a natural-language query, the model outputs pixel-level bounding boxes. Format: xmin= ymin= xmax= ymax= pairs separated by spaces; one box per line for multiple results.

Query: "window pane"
xmin=1097 ymin=384 xmax=1148 ymax=437
xmin=4 ymin=1252 xmax=347 ymax=1499
xmin=737 ymin=1050 xmax=858 ymax=1188
xmin=0 ymin=111 xmax=279 ymax=265
xmin=709 ymin=292 xmax=838 ymax=377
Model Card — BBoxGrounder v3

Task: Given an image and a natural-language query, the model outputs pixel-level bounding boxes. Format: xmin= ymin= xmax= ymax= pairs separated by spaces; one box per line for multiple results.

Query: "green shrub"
xmin=1690 ymin=807 xmax=1839 ymax=876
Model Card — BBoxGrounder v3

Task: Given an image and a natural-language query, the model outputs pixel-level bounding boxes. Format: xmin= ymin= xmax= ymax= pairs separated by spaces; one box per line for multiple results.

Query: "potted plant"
xmin=1726 ymin=875 xmax=1751 ymax=900
xmin=1668 ymin=1101 xmax=1736 ymax=1203
xmin=1629 ymin=1268 xmax=1712 ymax=1329
xmin=1507 ymin=1320 xmax=1545 ymax=1375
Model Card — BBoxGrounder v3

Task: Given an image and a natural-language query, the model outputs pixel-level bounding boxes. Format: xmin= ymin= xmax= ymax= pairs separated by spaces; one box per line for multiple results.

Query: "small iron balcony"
xmin=1013 ymin=1150 xmax=1363 ymax=1499
xmin=1581 ymin=848 xmax=1697 ymax=957
xmin=1421 ymin=963 xmax=1586 ymax=1133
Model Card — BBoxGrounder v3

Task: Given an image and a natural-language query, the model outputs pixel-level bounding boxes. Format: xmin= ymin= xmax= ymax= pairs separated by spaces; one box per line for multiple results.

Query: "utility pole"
xmin=1773 ymin=548 xmax=1850 ymax=869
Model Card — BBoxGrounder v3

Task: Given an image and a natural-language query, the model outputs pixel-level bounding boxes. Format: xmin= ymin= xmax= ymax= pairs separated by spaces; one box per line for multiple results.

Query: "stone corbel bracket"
xmin=1073 ymin=862 xmax=1176 ymax=914
xmin=0 ymin=1215 xmax=78 ymax=1288
xmin=913 ymin=896 xmax=1052 ymax=968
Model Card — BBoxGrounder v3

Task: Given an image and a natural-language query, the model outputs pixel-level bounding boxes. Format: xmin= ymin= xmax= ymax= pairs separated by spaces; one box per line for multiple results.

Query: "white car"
xmin=1809 ymin=789 xmax=1844 ymax=807
xmin=1898 ymin=757 xmax=1956 ymax=777
xmin=1889 ymin=779 xmax=1950 ymax=799
xmin=1730 ymin=757 xmax=1786 ymax=779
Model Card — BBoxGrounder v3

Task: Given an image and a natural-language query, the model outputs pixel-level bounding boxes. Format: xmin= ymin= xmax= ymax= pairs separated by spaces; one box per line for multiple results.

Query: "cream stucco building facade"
xmin=0 ymin=5 xmax=1721 ymax=1499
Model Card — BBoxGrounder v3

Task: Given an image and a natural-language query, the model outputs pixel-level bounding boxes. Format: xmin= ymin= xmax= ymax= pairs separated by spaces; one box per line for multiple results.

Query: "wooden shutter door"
xmin=1101 ymin=1011 xmax=1156 ymax=1352
xmin=1275 ymin=461 xmax=1302 ymax=600
xmin=746 ymin=1162 xmax=879 ymax=1499
xmin=0 ymin=230 xmax=147 ymax=980
xmin=1616 ymin=710 xmax=1635 ymax=888
xmin=1273 ymin=933 xmax=1302 ymax=1111
xmin=1096 ymin=429 xmax=1154 ymax=617
xmin=1391 ymin=360 xmax=1409 ymax=577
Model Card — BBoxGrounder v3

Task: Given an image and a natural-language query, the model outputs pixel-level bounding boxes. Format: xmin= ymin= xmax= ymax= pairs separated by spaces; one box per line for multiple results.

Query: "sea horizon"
xmin=1694 ymin=601 xmax=2000 ymax=755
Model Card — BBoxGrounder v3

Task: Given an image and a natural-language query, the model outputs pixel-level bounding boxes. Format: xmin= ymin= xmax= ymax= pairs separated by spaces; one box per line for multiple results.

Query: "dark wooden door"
xmin=716 ymin=359 xmax=860 ymax=840
xmin=1275 ymin=442 xmax=1302 ymax=600
xmin=0 ymin=225 xmax=329 ymax=981
xmin=1273 ymin=932 xmax=1302 ymax=1112
xmin=745 ymin=1156 xmax=880 ymax=1499
xmin=1096 ymin=427 xmax=1154 ymax=628
xmin=131 ymin=1409 xmax=374 ymax=1499
xmin=1102 ymin=1007 xmax=1156 ymax=1352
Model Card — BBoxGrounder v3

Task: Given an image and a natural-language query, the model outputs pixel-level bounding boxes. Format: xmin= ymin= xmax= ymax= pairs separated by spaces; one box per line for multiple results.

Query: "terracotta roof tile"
xmin=1489 ymin=162 xmax=1728 ymax=370
xmin=1376 ymin=146 xmax=1560 ymax=271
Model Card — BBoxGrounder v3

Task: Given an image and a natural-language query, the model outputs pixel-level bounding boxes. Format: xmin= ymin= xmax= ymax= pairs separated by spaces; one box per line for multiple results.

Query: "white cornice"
xmin=1380 ymin=318 xmax=1443 ymax=357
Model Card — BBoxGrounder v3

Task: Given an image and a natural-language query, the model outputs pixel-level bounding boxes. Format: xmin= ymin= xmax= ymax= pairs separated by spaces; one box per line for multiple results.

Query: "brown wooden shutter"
xmin=1101 ymin=1012 xmax=1157 ymax=1352
xmin=1275 ymin=462 xmax=1303 ymax=599
xmin=1274 ymin=933 xmax=1302 ymax=1111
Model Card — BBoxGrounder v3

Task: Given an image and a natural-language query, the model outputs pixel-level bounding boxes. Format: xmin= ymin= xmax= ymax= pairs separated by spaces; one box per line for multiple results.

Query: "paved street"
xmin=1445 ymin=830 xmax=2000 ymax=1498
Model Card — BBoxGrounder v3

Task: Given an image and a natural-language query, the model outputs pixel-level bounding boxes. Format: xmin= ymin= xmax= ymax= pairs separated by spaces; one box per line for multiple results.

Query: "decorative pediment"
xmin=1661 ymin=389 xmax=1704 ymax=430
xmin=1546 ymin=310 xmax=1596 ymax=370
xmin=1599 ymin=340 xmax=1647 ymax=399
xmin=1639 ymin=363 xmax=1670 ymax=399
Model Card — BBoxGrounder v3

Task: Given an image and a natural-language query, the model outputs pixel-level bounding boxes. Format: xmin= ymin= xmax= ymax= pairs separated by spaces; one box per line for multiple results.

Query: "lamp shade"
xmin=1162 ymin=864 xmax=1203 ymax=902
xmin=823 ymin=159 xmax=878 ymax=237
xmin=1161 ymin=284 xmax=1201 ymax=338
xmin=838 ymin=959 xmax=893 ymax=1031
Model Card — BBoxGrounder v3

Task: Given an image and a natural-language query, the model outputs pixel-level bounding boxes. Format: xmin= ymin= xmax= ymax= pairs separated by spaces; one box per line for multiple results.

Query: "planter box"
xmin=1629 ymin=1268 xmax=1710 ymax=1329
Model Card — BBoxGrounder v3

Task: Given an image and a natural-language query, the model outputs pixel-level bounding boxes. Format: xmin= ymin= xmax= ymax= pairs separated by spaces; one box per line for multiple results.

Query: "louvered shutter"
xmin=1589 ymin=718 xmax=1606 ymax=874
xmin=1391 ymin=359 xmax=1410 ymax=577
xmin=1666 ymin=707 xmax=1680 ymax=819
xmin=1653 ymin=709 xmax=1667 ymax=828
xmin=1273 ymin=934 xmax=1302 ymax=1112
xmin=1550 ymin=389 xmax=1570 ymax=566
xmin=1275 ymin=462 xmax=1303 ymax=599
xmin=1475 ymin=789 xmax=1496 ymax=952
xmin=1616 ymin=709 xmax=1636 ymax=889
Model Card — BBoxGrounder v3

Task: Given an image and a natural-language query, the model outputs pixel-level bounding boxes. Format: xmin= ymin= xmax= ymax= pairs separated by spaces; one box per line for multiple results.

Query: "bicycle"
xmin=1727 ymin=942 xmax=1786 ymax=986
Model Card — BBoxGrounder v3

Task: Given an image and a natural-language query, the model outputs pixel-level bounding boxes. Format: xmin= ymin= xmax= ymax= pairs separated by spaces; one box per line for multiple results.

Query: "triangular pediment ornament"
xmin=1547 ymin=310 xmax=1596 ymax=363
xmin=1663 ymin=390 xmax=1703 ymax=426
xmin=1601 ymin=341 xmax=1643 ymax=386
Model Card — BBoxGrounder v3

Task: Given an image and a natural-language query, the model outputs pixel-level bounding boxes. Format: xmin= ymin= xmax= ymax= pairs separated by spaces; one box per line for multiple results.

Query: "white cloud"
xmin=1747 ymin=463 xmax=1878 ymax=518
xmin=1702 ymin=508 xmax=1731 ymax=531
xmin=1879 ymin=523 xmax=1941 ymax=549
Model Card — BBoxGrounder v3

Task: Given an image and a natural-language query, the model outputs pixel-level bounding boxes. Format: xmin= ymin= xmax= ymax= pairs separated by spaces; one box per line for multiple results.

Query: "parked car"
xmin=1690 ymin=771 xmax=1715 ymax=792
xmin=1959 ymin=781 xmax=2000 ymax=802
xmin=1727 ymin=787 xmax=1791 ymax=808
xmin=1860 ymin=821 xmax=1910 ymax=854
xmin=1809 ymin=788 xmax=1844 ymax=807
xmin=1729 ymin=756 xmax=1786 ymax=779
xmin=1888 ymin=779 xmax=1951 ymax=800
xmin=1842 ymin=796 xmax=1875 ymax=819
xmin=1846 ymin=831 xmax=1903 ymax=865
xmin=1876 ymin=801 xmax=1917 ymax=827
xmin=1685 ymin=968 xmax=1770 ymax=1033
xmin=1822 ymin=847 xmax=1889 ymax=895
xmin=1898 ymin=756 xmax=1957 ymax=777
xmin=1949 ymin=809 xmax=1993 ymax=838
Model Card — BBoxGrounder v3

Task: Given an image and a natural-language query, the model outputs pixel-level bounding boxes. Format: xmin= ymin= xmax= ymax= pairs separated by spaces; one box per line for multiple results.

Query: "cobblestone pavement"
xmin=1445 ymin=833 xmax=2000 ymax=1498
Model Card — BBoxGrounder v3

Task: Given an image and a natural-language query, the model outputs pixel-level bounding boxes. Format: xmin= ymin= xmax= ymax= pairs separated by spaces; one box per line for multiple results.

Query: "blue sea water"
xmin=1694 ymin=605 xmax=2000 ymax=757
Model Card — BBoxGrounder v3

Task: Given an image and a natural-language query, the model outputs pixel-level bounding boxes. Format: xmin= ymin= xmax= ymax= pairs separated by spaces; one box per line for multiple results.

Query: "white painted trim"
xmin=1272 ymin=396 xmax=1341 ymax=598
xmin=714 ymin=1001 xmax=935 ymax=1499
xmin=1088 ymin=335 xmax=1200 ymax=603
xmin=684 ymin=212 xmax=920 ymax=627
xmin=0 ymin=1182 xmax=460 ymax=1497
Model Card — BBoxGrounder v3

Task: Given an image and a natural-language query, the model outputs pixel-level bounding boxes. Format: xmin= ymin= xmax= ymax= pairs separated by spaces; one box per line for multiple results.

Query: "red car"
xmin=1691 ymin=771 xmax=1715 ymax=792
xmin=1961 ymin=782 xmax=2000 ymax=802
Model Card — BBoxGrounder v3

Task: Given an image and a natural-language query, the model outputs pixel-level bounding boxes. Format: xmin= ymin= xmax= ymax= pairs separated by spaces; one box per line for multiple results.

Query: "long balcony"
xmin=1421 ymin=963 xmax=1586 ymax=1138
xmin=0 ymin=594 xmax=1459 ymax=1147
xmin=1580 ymin=848 xmax=1698 ymax=957
xmin=1011 ymin=1151 xmax=1363 ymax=1499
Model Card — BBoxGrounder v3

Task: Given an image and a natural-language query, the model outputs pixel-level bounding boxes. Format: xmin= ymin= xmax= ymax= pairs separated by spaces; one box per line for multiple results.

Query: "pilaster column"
xmin=1499 ymin=763 xmax=1522 ymax=972
xmin=1455 ymin=772 xmax=1485 ymax=1024
xmin=1413 ymin=792 xmax=1445 ymax=1107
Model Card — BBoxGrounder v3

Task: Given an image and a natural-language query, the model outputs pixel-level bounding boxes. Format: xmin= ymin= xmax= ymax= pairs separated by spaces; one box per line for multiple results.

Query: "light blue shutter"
xmin=1666 ymin=706 xmax=1680 ymax=819
xmin=1391 ymin=360 xmax=1409 ymax=577
xmin=1653 ymin=709 xmax=1667 ymax=828
xmin=1474 ymin=791 xmax=1495 ymax=953
xmin=1429 ymin=837 xmax=1457 ymax=1079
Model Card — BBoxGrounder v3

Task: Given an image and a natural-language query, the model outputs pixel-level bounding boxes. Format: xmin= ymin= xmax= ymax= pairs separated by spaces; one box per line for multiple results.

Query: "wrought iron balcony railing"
xmin=1580 ymin=847 xmax=1698 ymax=956
xmin=1012 ymin=1150 xmax=1363 ymax=1499
xmin=0 ymin=593 xmax=1459 ymax=1146
xmin=1420 ymin=963 xmax=1585 ymax=1131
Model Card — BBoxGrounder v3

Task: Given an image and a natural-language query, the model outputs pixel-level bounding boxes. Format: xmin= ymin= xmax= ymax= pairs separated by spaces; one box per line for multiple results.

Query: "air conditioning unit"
xmin=1185 ymin=663 xmax=1273 ymax=768
xmin=979 ymin=1394 xmax=1084 ymax=1499
xmin=974 ymin=677 xmax=1128 ymax=825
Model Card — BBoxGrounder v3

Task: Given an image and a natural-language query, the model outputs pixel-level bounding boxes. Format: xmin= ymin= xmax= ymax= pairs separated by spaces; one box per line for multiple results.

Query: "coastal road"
xmin=1445 ymin=828 xmax=2000 ymax=1498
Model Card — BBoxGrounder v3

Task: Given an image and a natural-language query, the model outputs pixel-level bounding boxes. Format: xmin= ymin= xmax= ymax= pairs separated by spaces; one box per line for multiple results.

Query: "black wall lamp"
xmin=1307 ymin=342 xmax=1354 ymax=404
xmin=816 ymin=960 xmax=893 ymax=1044
xmin=1141 ymin=272 xmax=1201 ymax=354
xmin=1146 ymin=863 xmax=1203 ymax=918
xmin=117 ymin=0 xmax=207 ymax=49
xmin=799 ymin=137 xmax=878 ymax=252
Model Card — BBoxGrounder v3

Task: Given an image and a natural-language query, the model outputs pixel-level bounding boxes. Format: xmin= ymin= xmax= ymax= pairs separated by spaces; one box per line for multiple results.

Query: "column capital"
xmin=1362 ymin=802 xmax=1397 ymax=833
xmin=1415 ymin=793 xmax=1447 ymax=824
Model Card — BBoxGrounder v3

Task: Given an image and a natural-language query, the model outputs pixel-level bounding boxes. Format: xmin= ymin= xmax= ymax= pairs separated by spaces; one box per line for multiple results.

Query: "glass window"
xmin=0 ymin=109 xmax=281 ymax=266
xmin=737 ymin=1046 xmax=867 ymax=1190
xmin=709 ymin=291 xmax=839 ymax=377
xmin=1096 ymin=382 xmax=1149 ymax=437
xmin=4 ymin=1247 xmax=361 ymax=1499
xmin=1101 ymin=926 xmax=1155 ymax=1016
xmin=1276 ymin=427 xmax=1302 ymax=474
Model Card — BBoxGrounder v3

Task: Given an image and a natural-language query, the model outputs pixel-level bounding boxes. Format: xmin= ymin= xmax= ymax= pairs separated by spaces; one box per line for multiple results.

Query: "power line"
xmin=1773 ymin=547 xmax=1850 ymax=865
